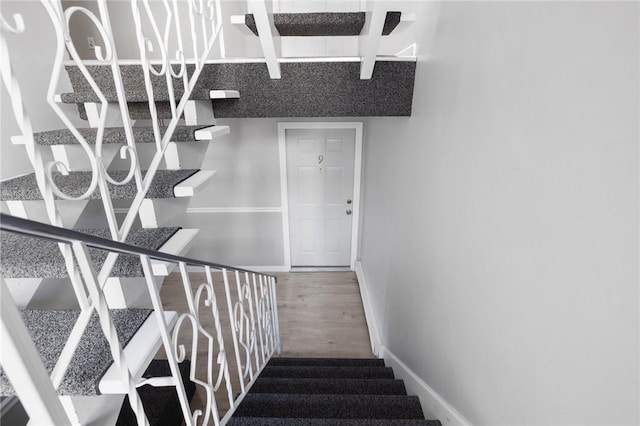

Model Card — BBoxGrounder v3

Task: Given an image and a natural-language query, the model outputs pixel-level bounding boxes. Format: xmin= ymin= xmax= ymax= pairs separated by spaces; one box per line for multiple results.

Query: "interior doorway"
xmin=278 ymin=123 xmax=363 ymax=270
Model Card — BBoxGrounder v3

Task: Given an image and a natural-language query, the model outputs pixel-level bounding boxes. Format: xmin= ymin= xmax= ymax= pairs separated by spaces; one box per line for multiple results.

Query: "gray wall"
xmin=183 ymin=116 xmax=361 ymax=267
xmin=359 ymin=2 xmax=639 ymax=425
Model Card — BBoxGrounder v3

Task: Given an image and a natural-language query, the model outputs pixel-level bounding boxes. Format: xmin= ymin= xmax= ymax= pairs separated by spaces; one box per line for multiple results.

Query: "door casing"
xmin=278 ymin=122 xmax=363 ymax=271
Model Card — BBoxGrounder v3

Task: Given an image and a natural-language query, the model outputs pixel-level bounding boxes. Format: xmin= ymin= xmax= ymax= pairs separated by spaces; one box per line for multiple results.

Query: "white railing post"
xmin=223 ymin=268 xmax=247 ymax=394
xmin=248 ymin=0 xmax=281 ymax=79
xmin=251 ymin=272 xmax=267 ymax=364
xmin=360 ymin=2 xmax=386 ymax=79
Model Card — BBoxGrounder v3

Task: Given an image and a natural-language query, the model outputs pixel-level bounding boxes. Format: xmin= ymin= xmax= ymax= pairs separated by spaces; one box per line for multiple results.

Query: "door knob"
xmin=346 ymin=199 xmax=352 ymax=204
xmin=346 ymin=209 xmax=352 ymax=215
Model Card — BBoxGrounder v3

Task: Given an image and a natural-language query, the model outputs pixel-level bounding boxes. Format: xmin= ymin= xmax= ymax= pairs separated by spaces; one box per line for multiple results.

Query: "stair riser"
xmin=235 ymin=394 xmax=424 ymax=419
xmin=250 ymin=378 xmax=407 ymax=395
xmin=2 ymin=200 xmax=88 ymax=229
xmin=260 ymin=366 xmax=395 ymax=380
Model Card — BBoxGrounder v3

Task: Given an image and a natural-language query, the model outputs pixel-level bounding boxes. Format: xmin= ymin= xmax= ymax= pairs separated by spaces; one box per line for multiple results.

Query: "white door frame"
xmin=278 ymin=122 xmax=363 ymax=271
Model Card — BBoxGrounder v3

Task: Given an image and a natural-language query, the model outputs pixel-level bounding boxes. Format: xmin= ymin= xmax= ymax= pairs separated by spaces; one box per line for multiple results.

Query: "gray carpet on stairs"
xmin=260 ymin=366 xmax=395 ymax=380
xmin=76 ymin=102 xmax=174 ymax=121
xmin=0 ymin=227 xmax=179 ymax=278
xmin=251 ymin=378 xmax=407 ymax=395
xmin=234 ymin=393 xmax=425 ymax=419
xmin=64 ymin=60 xmax=415 ymax=117
xmin=62 ymin=64 xmax=210 ymax=104
xmin=244 ymin=12 xmax=401 ymax=36
xmin=227 ymin=419 xmax=440 ymax=426
xmin=0 ymin=309 xmax=152 ymax=396
xmin=382 ymin=11 xmax=402 ymax=35
xmin=116 ymin=360 xmax=196 ymax=426
xmin=246 ymin=12 xmax=365 ymax=36
xmin=0 ymin=169 xmax=198 ymax=201
xmin=32 ymin=125 xmax=206 ymax=146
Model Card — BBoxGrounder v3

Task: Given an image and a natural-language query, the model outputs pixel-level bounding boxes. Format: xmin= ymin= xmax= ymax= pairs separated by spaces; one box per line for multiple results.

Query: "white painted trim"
xmin=194 ymin=125 xmax=230 ymax=140
xmin=278 ymin=122 xmax=363 ymax=271
xmin=354 ymin=260 xmax=382 ymax=356
xmin=186 ymin=206 xmax=283 ymax=213
xmin=173 ymin=170 xmax=216 ymax=197
xmin=360 ymin=4 xmax=387 ymax=79
xmin=380 ymin=345 xmax=473 ymax=426
xmin=152 ymin=228 xmax=200 ymax=276
xmin=209 ymin=90 xmax=240 ymax=99
xmin=278 ymin=124 xmax=292 ymax=271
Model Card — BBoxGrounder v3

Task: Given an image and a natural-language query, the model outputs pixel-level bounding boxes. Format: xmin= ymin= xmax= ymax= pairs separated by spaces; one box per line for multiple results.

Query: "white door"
xmin=286 ymin=128 xmax=356 ymax=266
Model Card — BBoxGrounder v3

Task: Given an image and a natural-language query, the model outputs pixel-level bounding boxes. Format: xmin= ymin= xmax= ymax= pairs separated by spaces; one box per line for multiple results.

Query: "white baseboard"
xmin=355 ymin=261 xmax=470 ymax=425
xmin=380 ymin=345 xmax=472 ymax=426
xmin=354 ymin=260 xmax=382 ymax=356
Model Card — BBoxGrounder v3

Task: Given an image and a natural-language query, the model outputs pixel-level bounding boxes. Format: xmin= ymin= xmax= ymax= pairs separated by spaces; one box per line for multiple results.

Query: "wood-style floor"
xmin=159 ymin=270 xmax=372 ymax=420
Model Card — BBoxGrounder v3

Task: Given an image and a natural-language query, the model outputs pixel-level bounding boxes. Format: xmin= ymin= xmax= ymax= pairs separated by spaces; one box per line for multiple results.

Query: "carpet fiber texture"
xmin=0 ymin=169 xmax=198 ymax=201
xmin=32 ymin=125 xmax=205 ymax=146
xmin=63 ymin=61 xmax=415 ymax=117
xmin=0 ymin=227 xmax=179 ymax=278
xmin=0 ymin=309 xmax=152 ymax=396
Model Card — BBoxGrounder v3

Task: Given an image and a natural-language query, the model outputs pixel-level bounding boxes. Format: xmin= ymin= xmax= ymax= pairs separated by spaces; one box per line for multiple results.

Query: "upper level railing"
xmin=0 ymin=0 xmax=225 ymax=308
xmin=0 ymin=213 xmax=280 ymax=425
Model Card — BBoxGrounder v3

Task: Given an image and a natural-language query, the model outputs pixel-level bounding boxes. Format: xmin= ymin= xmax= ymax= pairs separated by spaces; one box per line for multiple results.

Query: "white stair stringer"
xmin=163 ymin=126 xmax=229 ymax=170
xmin=58 ymin=311 xmax=178 ymax=425
xmin=2 ymin=199 xmax=89 ymax=229
xmin=138 ymin=170 xmax=215 ymax=228
xmin=102 ymin=228 xmax=199 ymax=309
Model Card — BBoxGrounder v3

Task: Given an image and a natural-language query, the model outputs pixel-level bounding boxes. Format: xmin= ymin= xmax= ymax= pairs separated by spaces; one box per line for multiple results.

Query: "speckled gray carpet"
xmin=245 ymin=12 xmax=401 ymax=37
xmin=0 ymin=309 xmax=152 ymax=396
xmin=32 ymin=125 xmax=206 ymax=146
xmin=64 ymin=60 xmax=415 ymax=118
xmin=77 ymin=102 xmax=174 ymax=121
xmin=0 ymin=169 xmax=198 ymax=201
xmin=246 ymin=12 xmax=365 ymax=37
xmin=0 ymin=227 xmax=179 ymax=278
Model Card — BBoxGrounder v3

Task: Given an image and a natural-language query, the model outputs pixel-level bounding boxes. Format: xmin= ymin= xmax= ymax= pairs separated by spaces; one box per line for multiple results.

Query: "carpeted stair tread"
xmin=0 ymin=309 xmax=152 ymax=396
xmin=246 ymin=12 xmax=365 ymax=37
xmin=65 ymin=61 xmax=414 ymax=118
xmin=268 ymin=357 xmax=385 ymax=367
xmin=0 ymin=227 xmax=179 ymax=278
xmin=234 ymin=393 xmax=425 ymax=419
xmin=244 ymin=12 xmax=402 ymax=37
xmin=260 ymin=366 xmax=394 ymax=380
xmin=382 ymin=11 xmax=402 ymax=35
xmin=77 ymin=102 xmax=174 ymax=121
xmin=0 ymin=169 xmax=198 ymax=201
xmin=32 ymin=125 xmax=207 ymax=146
xmin=62 ymin=64 xmax=211 ymax=104
xmin=116 ymin=360 xmax=196 ymax=426
xmin=227 ymin=419 xmax=440 ymax=426
xmin=250 ymin=377 xmax=406 ymax=395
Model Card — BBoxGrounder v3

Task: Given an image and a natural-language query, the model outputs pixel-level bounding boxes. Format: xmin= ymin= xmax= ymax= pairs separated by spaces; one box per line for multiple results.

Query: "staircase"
xmin=0 ymin=0 xmax=427 ymax=424
xmin=228 ymin=357 xmax=438 ymax=425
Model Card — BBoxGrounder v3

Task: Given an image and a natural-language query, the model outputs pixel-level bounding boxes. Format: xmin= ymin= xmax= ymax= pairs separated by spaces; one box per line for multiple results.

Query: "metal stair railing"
xmin=0 ymin=0 xmax=225 ymax=307
xmin=0 ymin=213 xmax=280 ymax=425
